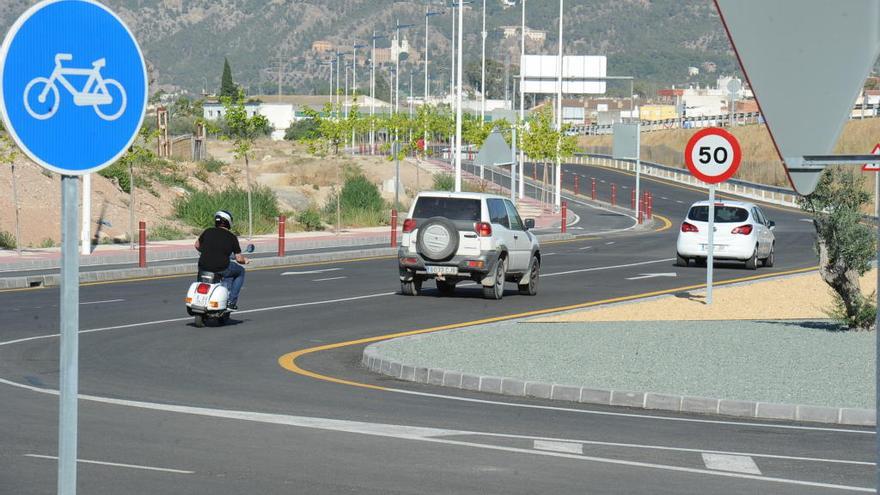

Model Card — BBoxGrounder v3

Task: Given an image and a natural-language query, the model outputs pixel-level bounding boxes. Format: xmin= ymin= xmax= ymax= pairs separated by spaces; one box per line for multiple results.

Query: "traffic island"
xmin=362 ymin=269 xmax=876 ymax=426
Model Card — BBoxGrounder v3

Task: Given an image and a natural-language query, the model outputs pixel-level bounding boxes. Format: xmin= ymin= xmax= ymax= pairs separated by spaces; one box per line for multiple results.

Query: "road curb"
xmin=361 ymin=333 xmax=874 ymax=428
xmin=0 ymin=247 xmax=398 ymax=289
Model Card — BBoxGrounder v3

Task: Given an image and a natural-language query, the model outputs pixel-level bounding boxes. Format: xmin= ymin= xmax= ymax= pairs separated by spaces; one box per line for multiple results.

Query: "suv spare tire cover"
xmin=417 ymin=216 xmax=460 ymax=261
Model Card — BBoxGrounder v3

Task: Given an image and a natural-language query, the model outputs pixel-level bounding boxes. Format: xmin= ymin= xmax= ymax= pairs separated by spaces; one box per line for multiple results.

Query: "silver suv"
xmin=398 ymin=192 xmax=541 ymax=299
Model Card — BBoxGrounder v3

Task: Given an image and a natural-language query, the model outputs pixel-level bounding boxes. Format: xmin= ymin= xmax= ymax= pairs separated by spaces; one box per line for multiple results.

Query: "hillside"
xmin=0 ymin=0 xmax=736 ymax=96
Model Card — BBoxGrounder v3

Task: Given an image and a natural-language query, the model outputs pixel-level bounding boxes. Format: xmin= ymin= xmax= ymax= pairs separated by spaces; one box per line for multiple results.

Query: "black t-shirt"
xmin=197 ymin=227 xmax=241 ymax=272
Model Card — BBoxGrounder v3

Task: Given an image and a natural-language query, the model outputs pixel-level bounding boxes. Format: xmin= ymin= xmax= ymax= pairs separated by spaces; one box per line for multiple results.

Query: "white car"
xmin=676 ymin=200 xmax=776 ymax=270
xmin=398 ymin=192 xmax=541 ymax=299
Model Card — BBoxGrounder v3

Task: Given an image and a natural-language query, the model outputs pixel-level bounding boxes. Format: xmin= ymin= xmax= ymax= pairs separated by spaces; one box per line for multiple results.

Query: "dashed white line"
xmin=578 ymin=246 xmax=593 ymax=250
xmin=702 ymin=453 xmax=762 ymax=475
xmin=661 ymin=197 xmax=669 ymax=200
xmin=534 ymin=440 xmax=584 ymax=455
xmin=282 ymin=268 xmax=342 ymax=276
xmin=676 ymin=200 xmax=685 ymax=204
xmin=313 ymin=276 xmax=347 ymax=282
xmin=606 ymin=242 xmax=615 ymax=245
xmin=543 ymin=253 xmax=558 ymax=257
xmin=24 ymin=454 xmax=194 ymax=475
xmin=80 ymin=299 xmax=125 ymax=306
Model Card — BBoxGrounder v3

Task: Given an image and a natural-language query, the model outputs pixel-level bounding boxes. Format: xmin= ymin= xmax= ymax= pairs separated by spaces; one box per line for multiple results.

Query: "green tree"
xmin=0 ymin=125 xmax=21 ymax=254
xmin=220 ymin=58 xmax=237 ymax=98
xmin=799 ymin=168 xmax=877 ymax=330
xmin=464 ymin=59 xmax=516 ymax=100
xmin=220 ymin=89 xmax=272 ymax=238
xmin=521 ymin=106 xmax=577 ymax=202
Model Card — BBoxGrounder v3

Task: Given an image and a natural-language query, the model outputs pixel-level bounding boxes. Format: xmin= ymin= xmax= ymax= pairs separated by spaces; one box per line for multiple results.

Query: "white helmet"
xmin=214 ymin=210 xmax=233 ymax=229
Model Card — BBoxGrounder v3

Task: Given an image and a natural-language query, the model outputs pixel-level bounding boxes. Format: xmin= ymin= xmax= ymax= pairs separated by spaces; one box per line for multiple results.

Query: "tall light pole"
xmin=454 ymin=1 xmax=465 ymax=192
xmin=554 ymin=0 xmax=564 ymax=211
xmin=336 ymin=51 xmax=345 ymax=116
xmin=518 ymin=0 xmax=526 ymax=199
xmin=370 ymin=32 xmax=386 ymax=153
xmin=394 ymin=21 xmax=416 ymax=116
xmin=353 ymin=43 xmax=366 ymax=152
xmin=425 ymin=9 xmax=443 ymax=150
xmin=450 ymin=4 xmax=456 ymax=98
xmin=481 ymin=0 xmax=487 ymax=122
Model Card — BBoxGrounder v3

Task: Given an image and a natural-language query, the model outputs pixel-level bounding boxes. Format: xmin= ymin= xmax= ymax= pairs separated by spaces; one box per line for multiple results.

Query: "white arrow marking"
xmin=626 ymin=273 xmax=678 ymax=281
xmin=702 ymin=453 xmax=762 ymax=475
xmin=281 ymin=268 xmax=342 ymax=276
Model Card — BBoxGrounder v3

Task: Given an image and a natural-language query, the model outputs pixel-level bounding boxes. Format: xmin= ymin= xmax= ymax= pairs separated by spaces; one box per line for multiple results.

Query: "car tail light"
xmin=475 ymin=222 xmax=492 ymax=237
xmin=731 ymin=225 xmax=753 ymax=235
xmin=400 ymin=257 xmax=419 ymax=265
xmin=196 ymin=283 xmax=210 ymax=294
xmin=466 ymin=260 xmax=485 ymax=269
xmin=402 ymin=218 xmax=417 ymax=233
xmin=680 ymin=222 xmax=699 ymax=233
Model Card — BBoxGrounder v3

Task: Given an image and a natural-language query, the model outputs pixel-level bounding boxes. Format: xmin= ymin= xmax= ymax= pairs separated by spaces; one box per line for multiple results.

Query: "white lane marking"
xmin=626 ymin=273 xmax=677 ymax=281
xmin=3 ymin=388 xmax=870 ymax=492
xmin=600 ymin=180 xmax=606 ymax=183
xmin=24 ymin=454 xmax=194 ymax=474
xmin=801 ymin=219 xmax=814 ymax=223
xmin=605 ymin=242 xmax=615 ymax=245
xmin=578 ymin=246 xmax=593 ymax=250
xmin=661 ymin=197 xmax=669 ymax=201
xmin=80 ymin=299 xmax=125 ymax=306
xmin=0 ymin=292 xmax=394 ymax=348
xmin=282 ymin=268 xmax=342 ymax=276
xmin=676 ymin=200 xmax=685 ymax=204
xmin=702 ymin=453 xmax=762 ymax=475
xmin=543 ymin=253 xmax=558 ymax=257
xmin=313 ymin=276 xmax=347 ymax=282
xmin=534 ymin=440 xmax=583 ymax=455
xmin=545 ymin=258 xmax=677 ymax=278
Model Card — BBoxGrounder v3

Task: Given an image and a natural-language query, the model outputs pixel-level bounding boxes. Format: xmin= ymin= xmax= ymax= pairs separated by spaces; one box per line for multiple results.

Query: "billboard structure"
xmin=521 ymin=55 xmax=607 ymax=94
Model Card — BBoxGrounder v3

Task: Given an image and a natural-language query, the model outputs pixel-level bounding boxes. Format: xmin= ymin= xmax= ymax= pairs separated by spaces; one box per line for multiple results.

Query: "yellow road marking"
xmin=277 ymin=265 xmax=818 ymax=390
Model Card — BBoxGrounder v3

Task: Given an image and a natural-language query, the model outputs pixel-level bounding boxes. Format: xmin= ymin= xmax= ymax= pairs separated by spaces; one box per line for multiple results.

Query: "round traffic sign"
xmin=0 ymin=0 xmax=148 ymax=175
xmin=684 ymin=127 xmax=742 ymax=184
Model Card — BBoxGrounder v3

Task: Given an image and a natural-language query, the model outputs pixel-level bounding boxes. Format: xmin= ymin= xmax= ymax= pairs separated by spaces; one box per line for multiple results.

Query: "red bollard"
xmin=591 ymin=178 xmax=597 ymax=200
xmin=648 ymin=193 xmax=653 ymax=219
xmin=574 ymin=175 xmax=580 ymax=196
xmin=638 ymin=196 xmax=645 ymax=224
xmin=561 ymin=201 xmax=568 ymax=234
xmin=391 ymin=209 xmax=398 ymax=248
xmin=278 ymin=215 xmax=286 ymax=257
xmin=138 ymin=221 xmax=146 ymax=268
xmin=611 ymin=184 xmax=617 ymax=207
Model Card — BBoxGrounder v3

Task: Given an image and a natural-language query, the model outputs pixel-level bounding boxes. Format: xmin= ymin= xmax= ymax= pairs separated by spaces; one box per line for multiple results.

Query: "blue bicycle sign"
xmin=0 ymin=0 xmax=147 ymax=175
xmin=25 ymin=53 xmax=127 ymax=121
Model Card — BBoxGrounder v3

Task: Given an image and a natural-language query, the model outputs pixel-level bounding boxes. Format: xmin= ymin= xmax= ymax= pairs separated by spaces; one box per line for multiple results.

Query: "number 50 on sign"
xmin=684 ymin=127 xmax=742 ymax=184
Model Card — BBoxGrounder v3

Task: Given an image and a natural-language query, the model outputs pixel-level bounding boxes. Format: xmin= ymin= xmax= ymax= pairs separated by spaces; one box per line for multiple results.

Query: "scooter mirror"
xmin=246 ymin=244 xmax=255 ymax=253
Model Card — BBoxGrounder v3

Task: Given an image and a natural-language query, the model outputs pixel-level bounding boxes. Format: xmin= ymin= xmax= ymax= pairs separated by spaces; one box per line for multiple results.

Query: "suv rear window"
xmin=687 ymin=206 xmax=749 ymax=223
xmin=413 ymin=197 xmax=481 ymax=221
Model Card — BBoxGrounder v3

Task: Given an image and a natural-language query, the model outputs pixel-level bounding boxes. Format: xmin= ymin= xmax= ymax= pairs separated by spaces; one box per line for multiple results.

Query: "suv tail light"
xmin=196 ymin=283 xmax=210 ymax=294
xmin=475 ymin=222 xmax=492 ymax=237
xmin=402 ymin=218 xmax=417 ymax=233
xmin=731 ymin=224 xmax=753 ymax=235
xmin=680 ymin=222 xmax=699 ymax=233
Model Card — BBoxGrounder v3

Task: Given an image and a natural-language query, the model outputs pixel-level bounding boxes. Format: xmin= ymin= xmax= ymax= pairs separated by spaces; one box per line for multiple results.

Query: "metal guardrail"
xmin=571 ymin=153 xmax=799 ymax=207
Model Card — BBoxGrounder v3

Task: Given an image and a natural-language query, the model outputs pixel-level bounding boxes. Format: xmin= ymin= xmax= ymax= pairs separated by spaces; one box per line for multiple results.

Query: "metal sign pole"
xmin=511 ymin=126 xmax=517 ymax=203
xmin=707 ymin=185 xmax=715 ymax=305
xmin=635 ymin=123 xmax=641 ymax=221
xmin=59 ymin=175 xmax=80 ymax=495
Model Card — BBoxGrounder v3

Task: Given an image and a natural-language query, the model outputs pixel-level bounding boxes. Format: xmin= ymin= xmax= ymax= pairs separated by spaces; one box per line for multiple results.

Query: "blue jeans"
xmin=220 ymin=262 xmax=245 ymax=305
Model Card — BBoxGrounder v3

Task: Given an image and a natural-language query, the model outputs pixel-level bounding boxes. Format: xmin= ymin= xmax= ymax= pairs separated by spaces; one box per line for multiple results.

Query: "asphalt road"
xmin=1 ymin=163 xmax=872 ymax=495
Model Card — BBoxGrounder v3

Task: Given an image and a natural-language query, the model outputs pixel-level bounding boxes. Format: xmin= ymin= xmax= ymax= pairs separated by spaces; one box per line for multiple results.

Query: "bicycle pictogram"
xmin=24 ymin=53 xmax=127 ymax=121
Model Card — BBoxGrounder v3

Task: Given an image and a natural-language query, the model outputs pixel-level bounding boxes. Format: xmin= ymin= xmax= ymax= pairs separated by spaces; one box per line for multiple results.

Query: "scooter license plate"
xmin=426 ymin=265 xmax=458 ymax=275
xmin=192 ymin=294 xmax=209 ymax=307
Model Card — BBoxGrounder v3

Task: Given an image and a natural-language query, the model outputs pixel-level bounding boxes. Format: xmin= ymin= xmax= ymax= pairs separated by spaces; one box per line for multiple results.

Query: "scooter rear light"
xmin=185 ymin=297 xmax=192 ymax=303
xmin=475 ymin=222 xmax=492 ymax=237
xmin=681 ymin=222 xmax=699 ymax=233
xmin=731 ymin=224 xmax=753 ymax=235
xmin=196 ymin=283 xmax=210 ymax=294
xmin=210 ymin=301 xmax=220 ymax=308
xmin=402 ymin=218 xmax=417 ymax=233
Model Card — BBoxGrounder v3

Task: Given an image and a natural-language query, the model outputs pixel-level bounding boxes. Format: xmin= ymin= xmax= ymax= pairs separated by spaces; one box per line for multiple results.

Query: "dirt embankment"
xmin=578 ymin=119 xmax=880 ymax=189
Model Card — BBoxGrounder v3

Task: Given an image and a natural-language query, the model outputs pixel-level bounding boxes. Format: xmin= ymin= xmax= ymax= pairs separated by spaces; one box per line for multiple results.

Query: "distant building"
xmin=688 ymin=66 xmax=700 ymax=77
xmin=524 ymin=28 xmax=546 ymax=42
xmin=501 ymin=26 xmax=519 ymax=39
xmin=640 ymin=104 xmax=677 ymax=121
xmin=390 ymin=36 xmax=410 ymax=60
xmin=373 ymin=48 xmax=392 ymax=64
xmin=702 ymin=61 xmax=717 ymax=73
xmin=312 ymin=40 xmax=334 ymax=53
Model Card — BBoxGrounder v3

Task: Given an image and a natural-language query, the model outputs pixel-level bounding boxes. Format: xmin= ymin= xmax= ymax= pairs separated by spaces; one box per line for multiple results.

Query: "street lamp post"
xmin=425 ymin=9 xmax=443 ymax=153
xmin=370 ymin=32 xmax=386 ymax=154
xmin=394 ymin=21 xmax=416 ymax=116
xmin=554 ymin=0 xmax=564 ymax=211
xmin=353 ymin=43 xmax=367 ymax=152
xmin=454 ymin=1 xmax=466 ymax=192
xmin=518 ymin=0 xmax=526 ymax=199
xmin=481 ymin=0 xmax=487 ymax=122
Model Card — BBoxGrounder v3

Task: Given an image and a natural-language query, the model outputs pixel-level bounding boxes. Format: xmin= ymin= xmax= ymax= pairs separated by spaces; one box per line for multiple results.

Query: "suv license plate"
xmin=426 ymin=265 xmax=458 ymax=275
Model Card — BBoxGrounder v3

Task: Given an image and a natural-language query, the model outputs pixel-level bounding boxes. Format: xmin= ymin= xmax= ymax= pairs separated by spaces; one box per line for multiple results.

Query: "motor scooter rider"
xmin=194 ymin=210 xmax=248 ymax=310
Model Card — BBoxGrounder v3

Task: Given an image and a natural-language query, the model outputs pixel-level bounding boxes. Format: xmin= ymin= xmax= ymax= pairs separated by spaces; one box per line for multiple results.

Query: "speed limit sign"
xmin=684 ymin=127 xmax=742 ymax=184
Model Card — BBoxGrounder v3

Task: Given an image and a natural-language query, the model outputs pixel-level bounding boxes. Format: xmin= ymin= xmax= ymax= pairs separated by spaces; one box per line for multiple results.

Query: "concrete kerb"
xmin=0 ymin=232 xmax=573 ymax=290
xmin=360 ymin=321 xmax=874 ymax=427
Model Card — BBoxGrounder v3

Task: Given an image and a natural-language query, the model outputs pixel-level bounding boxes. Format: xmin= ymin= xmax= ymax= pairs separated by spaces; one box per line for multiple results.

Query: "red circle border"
xmin=683 ymin=127 xmax=742 ymax=184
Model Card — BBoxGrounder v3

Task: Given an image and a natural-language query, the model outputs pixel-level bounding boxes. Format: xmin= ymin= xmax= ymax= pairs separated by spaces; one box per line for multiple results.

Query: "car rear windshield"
xmin=412 ymin=197 xmax=481 ymax=221
xmin=687 ymin=206 xmax=749 ymax=223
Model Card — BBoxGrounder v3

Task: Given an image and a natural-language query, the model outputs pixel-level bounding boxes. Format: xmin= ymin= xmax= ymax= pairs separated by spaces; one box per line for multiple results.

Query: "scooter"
xmin=185 ymin=244 xmax=254 ymax=328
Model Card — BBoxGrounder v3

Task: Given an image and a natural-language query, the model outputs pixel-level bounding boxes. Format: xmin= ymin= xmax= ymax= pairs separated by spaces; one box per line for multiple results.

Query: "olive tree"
xmin=799 ymin=168 xmax=877 ymax=330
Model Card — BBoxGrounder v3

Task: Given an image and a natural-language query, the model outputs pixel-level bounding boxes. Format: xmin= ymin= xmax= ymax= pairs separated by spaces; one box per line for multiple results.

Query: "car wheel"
xmin=193 ymin=314 xmax=205 ymax=328
xmin=763 ymin=244 xmax=775 ymax=268
xmin=483 ymin=258 xmax=506 ymax=300
xmin=436 ymin=280 xmax=456 ymax=296
xmin=675 ymin=252 xmax=689 ymax=267
xmin=518 ymin=256 xmax=540 ymax=296
xmin=416 ymin=217 xmax=459 ymax=261
xmin=695 ymin=258 xmax=707 ymax=267
xmin=745 ymin=245 xmax=759 ymax=270
xmin=401 ymin=277 xmax=423 ymax=296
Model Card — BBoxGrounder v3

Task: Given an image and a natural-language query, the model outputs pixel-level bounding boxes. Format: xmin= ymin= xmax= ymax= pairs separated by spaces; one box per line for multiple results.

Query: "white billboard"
xmin=521 ymin=55 xmax=607 ymax=94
